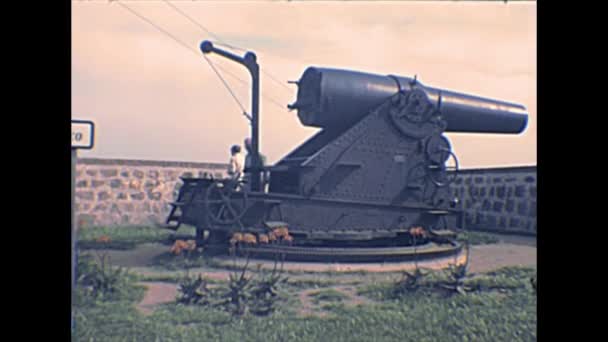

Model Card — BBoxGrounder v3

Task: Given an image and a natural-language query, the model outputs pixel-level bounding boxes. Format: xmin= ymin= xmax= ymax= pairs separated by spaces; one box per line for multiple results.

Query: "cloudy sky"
xmin=72 ymin=0 xmax=536 ymax=168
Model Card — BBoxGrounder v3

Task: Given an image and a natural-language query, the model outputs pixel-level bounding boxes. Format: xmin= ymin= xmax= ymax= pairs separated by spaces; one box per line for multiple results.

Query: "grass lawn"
xmin=77 ymin=225 xmax=196 ymax=250
xmin=73 ymin=226 xmax=535 ymax=342
xmin=73 ymin=264 xmax=536 ymax=342
xmin=456 ymin=231 xmax=500 ymax=245
xmin=308 ymin=288 xmax=350 ymax=304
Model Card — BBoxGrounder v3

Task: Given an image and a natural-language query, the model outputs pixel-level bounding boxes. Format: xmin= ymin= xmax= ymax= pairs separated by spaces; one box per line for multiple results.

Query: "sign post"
xmin=71 ymin=120 xmax=94 ymax=331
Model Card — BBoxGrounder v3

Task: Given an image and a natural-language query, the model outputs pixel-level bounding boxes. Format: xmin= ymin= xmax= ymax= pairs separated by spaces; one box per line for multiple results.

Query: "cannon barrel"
xmin=289 ymin=67 xmax=528 ymax=134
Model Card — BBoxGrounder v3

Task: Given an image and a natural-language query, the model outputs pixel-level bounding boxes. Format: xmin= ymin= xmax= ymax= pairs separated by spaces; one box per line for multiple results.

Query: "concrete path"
xmin=136 ymin=282 xmax=179 ymax=315
xmin=469 ymin=243 xmax=536 ymax=273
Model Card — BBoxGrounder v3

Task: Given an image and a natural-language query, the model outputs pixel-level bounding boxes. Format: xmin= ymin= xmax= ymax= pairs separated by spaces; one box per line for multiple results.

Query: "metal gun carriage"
xmin=163 ymin=41 xmax=528 ymax=262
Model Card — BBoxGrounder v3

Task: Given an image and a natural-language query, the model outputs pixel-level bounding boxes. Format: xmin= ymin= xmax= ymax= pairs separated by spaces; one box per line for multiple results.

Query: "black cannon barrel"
xmin=289 ymin=67 xmax=528 ymax=134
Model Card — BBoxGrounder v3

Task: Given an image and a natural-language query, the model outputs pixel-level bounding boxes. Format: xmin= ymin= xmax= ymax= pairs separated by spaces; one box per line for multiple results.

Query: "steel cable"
xmin=161 ymin=0 xmax=293 ymax=94
xmin=116 ymin=1 xmax=251 ymax=117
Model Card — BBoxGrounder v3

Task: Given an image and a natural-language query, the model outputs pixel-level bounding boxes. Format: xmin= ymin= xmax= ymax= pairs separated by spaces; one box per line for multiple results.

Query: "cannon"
xmin=164 ymin=42 xmax=528 ymax=262
xmin=289 ymin=67 xmax=527 ymax=134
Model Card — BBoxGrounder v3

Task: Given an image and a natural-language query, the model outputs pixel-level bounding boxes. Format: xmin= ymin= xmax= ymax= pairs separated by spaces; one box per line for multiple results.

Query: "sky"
xmin=72 ymin=0 xmax=536 ymax=168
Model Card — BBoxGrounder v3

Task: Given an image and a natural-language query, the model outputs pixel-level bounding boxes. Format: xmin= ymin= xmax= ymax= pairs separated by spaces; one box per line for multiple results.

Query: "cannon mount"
xmin=164 ymin=44 xmax=528 ymax=262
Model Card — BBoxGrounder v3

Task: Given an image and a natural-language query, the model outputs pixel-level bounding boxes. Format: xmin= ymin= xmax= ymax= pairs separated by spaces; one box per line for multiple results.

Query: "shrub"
xmin=249 ymin=263 xmax=289 ymax=316
xmin=176 ymin=272 xmax=212 ymax=305
xmin=438 ymin=243 xmax=473 ymax=295
xmin=393 ymin=268 xmax=430 ymax=296
xmin=219 ymin=271 xmax=253 ymax=316
xmin=76 ymin=252 xmax=141 ymax=301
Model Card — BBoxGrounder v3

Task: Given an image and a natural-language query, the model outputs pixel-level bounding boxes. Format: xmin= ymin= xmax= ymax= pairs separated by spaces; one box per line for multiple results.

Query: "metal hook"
xmin=437 ymin=91 xmax=443 ymax=111
xmin=410 ymin=74 xmax=418 ymax=86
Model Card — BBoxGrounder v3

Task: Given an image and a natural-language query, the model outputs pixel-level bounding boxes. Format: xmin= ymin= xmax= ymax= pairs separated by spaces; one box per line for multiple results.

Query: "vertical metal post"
xmin=461 ymin=199 xmax=466 ymax=231
xmin=71 ymin=148 xmax=77 ymax=331
xmin=248 ymin=53 xmax=261 ymax=192
xmin=200 ymin=41 xmax=263 ymax=192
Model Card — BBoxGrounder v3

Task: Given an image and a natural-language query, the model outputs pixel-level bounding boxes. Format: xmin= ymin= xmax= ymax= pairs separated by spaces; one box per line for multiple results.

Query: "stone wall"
xmin=74 ymin=158 xmax=228 ymax=227
xmin=450 ymin=166 xmax=537 ymax=235
xmin=74 ymin=158 xmax=537 ymax=235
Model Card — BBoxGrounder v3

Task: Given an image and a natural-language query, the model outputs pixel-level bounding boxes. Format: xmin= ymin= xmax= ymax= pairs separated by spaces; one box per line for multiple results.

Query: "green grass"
xmin=357 ymin=266 xmax=535 ymax=300
xmin=138 ymin=272 xmax=224 ymax=285
xmin=457 ymin=231 xmax=500 ymax=245
xmin=288 ymin=278 xmax=357 ymax=290
xmin=466 ymin=267 xmax=535 ymax=291
xmin=74 ymin=284 xmax=535 ymax=342
xmin=77 ymin=225 xmax=196 ymax=250
xmin=75 ymin=253 xmax=147 ymax=304
xmin=308 ymin=288 xmax=349 ymax=304
xmin=73 ymin=225 xmax=536 ymax=342
xmin=147 ymin=250 xmax=212 ymax=270
xmin=137 ymin=272 xmax=184 ymax=283
xmin=74 ymin=264 xmax=536 ymax=342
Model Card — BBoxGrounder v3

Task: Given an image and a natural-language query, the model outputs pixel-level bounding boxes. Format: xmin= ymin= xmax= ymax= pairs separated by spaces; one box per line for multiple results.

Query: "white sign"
xmin=72 ymin=120 xmax=95 ymax=149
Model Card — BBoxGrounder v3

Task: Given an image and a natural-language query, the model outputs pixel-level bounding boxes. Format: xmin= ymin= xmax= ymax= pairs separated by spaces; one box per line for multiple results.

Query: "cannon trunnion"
xmin=166 ymin=66 xmax=528 ymax=261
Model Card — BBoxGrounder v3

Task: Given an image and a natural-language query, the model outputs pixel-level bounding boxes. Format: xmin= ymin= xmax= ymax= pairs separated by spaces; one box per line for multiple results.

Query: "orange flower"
xmin=268 ymin=232 xmax=278 ymax=242
xmin=242 ymin=233 xmax=257 ymax=245
xmin=169 ymin=240 xmax=197 ymax=255
xmin=272 ymin=227 xmax=289 ymax=238
xmin=409 ymin=227 xmax=427 ymax=238
xmin=230 ymin=233 xmax=244 ymax=246
xmin=185 ymin=240 xmax=197 ymax=251
xmin=96 ymin=235 xmax=111 ymax=243
xmin=171 ymin=239 xmax=190 ymax=255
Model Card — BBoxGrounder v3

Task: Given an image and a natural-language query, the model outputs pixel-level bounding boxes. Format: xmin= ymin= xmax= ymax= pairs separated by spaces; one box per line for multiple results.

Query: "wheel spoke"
xmin=217 ymin=205 xmax=226 ymax=220
xmin=205 ymin=179 xmax=248 ymax=225
xmin=218 ymin=189 xmax=232 ymax=203
xmin=224 ymin=202 xmax=240 ymax=221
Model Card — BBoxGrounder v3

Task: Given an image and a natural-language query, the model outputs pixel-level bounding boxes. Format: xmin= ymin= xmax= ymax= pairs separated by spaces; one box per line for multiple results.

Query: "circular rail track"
xmin=224 ymin=240 xmax=461 ymax=263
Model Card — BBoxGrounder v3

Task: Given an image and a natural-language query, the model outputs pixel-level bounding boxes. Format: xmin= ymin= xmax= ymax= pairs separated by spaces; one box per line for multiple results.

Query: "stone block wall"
xmin=74 ymin=158 xmax=537 ymax=235
xmin=74 ymin=158 xmax=228 ymax=227
xmin=449 ymin=166 xmax=537 ymax=235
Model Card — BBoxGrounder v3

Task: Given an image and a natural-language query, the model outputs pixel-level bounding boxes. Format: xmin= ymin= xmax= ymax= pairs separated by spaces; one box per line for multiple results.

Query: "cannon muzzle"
xmin=290 ymin=67 xmax=528 ymax=134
